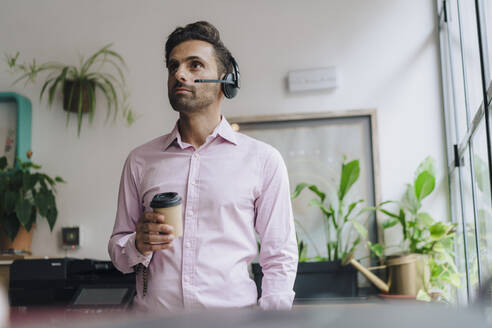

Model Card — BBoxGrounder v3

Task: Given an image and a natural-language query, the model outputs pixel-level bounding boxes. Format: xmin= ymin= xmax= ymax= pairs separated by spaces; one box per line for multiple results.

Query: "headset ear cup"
xmin=222 ymin=73 xmax=238 ymax=99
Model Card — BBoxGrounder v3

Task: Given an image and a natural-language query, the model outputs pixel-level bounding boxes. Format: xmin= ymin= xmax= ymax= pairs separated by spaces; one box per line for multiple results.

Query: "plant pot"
xmin=62 ymin=80 xmax=95 ymax=114
xmin=386 ymin=253 xmax=429 ymax=296
xmin=0 ymin=225 xmax=35 ymax=254
xmin=252 ymin=261 xmax=358 ymax=299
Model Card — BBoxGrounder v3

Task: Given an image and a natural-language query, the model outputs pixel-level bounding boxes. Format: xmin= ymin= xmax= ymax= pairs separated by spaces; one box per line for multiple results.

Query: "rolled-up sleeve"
xmin=254 ymin=148 xmax=298 ymax=310
xmin=108 ymin=154 xmax=152 ymax=273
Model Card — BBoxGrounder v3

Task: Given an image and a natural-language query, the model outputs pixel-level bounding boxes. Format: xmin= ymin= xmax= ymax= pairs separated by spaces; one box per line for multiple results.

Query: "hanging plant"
xmin=5 ymin=43 xmax=137 ymax=136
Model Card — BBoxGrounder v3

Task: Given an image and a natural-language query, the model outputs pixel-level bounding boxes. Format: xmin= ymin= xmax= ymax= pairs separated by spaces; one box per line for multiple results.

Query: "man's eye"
xmin=191 ymin=61 xmax=203 ymax=69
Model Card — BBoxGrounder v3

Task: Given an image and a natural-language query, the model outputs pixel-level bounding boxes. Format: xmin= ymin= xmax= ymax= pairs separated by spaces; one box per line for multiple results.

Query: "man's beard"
xmin=169 ymin=83 xmax=220 ymax=113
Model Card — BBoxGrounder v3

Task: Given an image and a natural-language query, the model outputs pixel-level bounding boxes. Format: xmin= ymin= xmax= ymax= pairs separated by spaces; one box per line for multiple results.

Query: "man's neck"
xmin=178 ymin=111 xmax=222 ymax=150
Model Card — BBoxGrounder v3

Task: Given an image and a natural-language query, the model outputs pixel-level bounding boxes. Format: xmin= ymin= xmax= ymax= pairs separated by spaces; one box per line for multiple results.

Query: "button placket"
xmin=182 ymin=151 xmax=200 ymax=307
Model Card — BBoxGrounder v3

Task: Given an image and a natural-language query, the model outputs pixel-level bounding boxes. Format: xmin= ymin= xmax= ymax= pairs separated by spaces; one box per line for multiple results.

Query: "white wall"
xmin=0 ymin=0 xmax=447 ymax=260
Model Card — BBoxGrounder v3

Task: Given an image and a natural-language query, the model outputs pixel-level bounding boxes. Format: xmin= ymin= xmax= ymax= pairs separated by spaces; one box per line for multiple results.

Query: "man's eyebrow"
xmin=184 ymin=56 xmax=205 ymax=62
xmin=168 ymin=56 xmax=204 ymax=62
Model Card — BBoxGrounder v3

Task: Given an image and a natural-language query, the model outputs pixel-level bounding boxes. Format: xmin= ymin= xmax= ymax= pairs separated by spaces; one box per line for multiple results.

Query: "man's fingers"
xmin=139 ymin=242 xmax=174 ymax=252
xmin=143 ymin=212 xmax=165 ymax=223
xmin=141 ymin=233 xmax=175 ymax=243
xmin=138 ymin=223 xmax=174 ymax=234
xmin=160 ymin=224 xmax=174 ymax=233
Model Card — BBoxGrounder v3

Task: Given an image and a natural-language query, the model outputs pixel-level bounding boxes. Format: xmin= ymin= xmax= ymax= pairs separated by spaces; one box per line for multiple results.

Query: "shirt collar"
xmin=162 ymin=115 xmax=237 ymax=151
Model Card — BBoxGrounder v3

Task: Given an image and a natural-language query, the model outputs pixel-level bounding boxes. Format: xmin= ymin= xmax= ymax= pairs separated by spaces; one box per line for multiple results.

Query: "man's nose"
xmin=174 ymin=65 xmax=187 ymax=82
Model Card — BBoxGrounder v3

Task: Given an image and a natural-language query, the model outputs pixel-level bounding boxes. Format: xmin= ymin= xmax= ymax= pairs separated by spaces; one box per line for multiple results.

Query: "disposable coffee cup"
xmin=150 ymin=192 xmax=183 ymax=240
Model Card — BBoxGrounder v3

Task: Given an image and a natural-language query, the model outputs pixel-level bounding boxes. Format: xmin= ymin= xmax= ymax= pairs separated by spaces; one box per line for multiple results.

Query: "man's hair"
xmin=165 ymin=21 xmax=233 ymax=77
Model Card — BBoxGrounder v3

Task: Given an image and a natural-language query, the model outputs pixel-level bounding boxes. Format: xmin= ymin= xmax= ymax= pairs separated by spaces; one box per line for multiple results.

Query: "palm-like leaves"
xmin=6 ymin=44 xmax=136 ymax=136
xmin=292 ymin=159 xmax=373 ymax=261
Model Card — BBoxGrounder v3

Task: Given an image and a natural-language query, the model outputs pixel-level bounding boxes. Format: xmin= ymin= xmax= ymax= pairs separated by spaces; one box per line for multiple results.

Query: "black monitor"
xmin=70 ymin=285 xmax=135 ymax=309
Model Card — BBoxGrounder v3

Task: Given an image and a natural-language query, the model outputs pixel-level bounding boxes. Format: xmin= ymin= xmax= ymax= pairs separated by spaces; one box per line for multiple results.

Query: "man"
xmin=108 ymin=21 xmax=298 ymax=312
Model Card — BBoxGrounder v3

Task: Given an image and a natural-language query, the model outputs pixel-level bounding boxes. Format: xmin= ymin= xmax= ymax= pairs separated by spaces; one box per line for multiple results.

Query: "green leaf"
xmin=401 ymin=184 xmax=420 ymax=214
xmin=307 ymin=198 xmax=322 ymax=207
xmin=382 ymin=218 xmax=399 ymax=229
xmin=34 ymin=191 xmax=49 ymax=217
xmin=48 ymin=67 xmax=69 ymax=106
xmin=398 ymin=209 xmax=407 ymax=239
xmin=308 ymin=198 xmax=331 ymax=218
xmin=77 ymin=80 xmax=84 ymax=136
xmin=308 ymin=185 xmax=326 ymax=202
xmin=350 ymin=219 xmax=367 ymax=240
xmin=338 ymin=160 xmax=360 ymax=200
xmin=344 ymin=200 xmax=364 ymax=221
xmin=94 ymin=81 xmax=113 ymax=119
xmin=11 ymin=171 xmax=23 ymax=190
xmin=28 ymin=163 xmax=41 ymax=170
xmin=446 ymin=272 xmax=462 ymax=288
xmin=355 ymin=206 xmax=377 ymax=217
xmin=24 ymin=205 xmax=37 ymax=232
xmin=291 ymin=183 xmax=309 ymax=199
xmin=15 ymin=198 xmax=32 ymax=226
xmin=88 ymin=81 xmax=96 ymax=124
xmin=80 ymin=44 xmax=114 ymax=75
xmin=414 ymin=171 xmax=435 ymax=201
xmin=4 ymin=191 xmax=17 ymax=212
xmin=98 ymin=75 xmax=119 ymax=121
xmin=352 ymin=236 xmax=361 ymax=248
xmin=298 ymin=240 xmax=308 ymax=260
xmin=55 ymin=176 xmax=66 ymax=183
xmin=3 ymin=213 xmax=20 ymax=241
xmin=23 ymin=172 xmax=37 ymax=190
xmin=303 ymin=256 xmax=323 ymax=262
xmin=415 ymin=157 xmax=436 ymax=179
xmin=104 ymin=49 xmax=126 ymax=67
xmin=379 ymin=208 xmax=399 ymax=219
xmin=0 ymin=157 xmax=7 ymax=170
xmin=368 ymin=242 xmax=383 ymax=258
xmin=417 ymin=212 xmax=435 ymax=227
xmin=65 ymin=80 xmax=75 ymax=126
xmin=46 ymin=207 xmax=58 ymax=231
xmin=40 ymin=77 xmax=56 ymax=102
xmin=39 ymin=173 xmax=55 ymax=186
xmin=430 ymin=222 xmax=448 ymax=240
xmin=416 ymin=289 xmax=431 ymax=302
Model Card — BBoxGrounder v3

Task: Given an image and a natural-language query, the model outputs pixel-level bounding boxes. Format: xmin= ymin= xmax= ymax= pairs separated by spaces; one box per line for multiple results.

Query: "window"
xmin=438 ymin=0 xmax=492 ymax=304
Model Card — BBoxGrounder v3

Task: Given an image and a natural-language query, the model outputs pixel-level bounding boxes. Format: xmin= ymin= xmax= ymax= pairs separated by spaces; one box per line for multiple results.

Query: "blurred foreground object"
xmin=477 ymin=276 xmax=492 ymax=325
xmin=0 ymin=285 xmax=7 ymax=328
xmin=8 ymin=302 xmax=491 ymax=328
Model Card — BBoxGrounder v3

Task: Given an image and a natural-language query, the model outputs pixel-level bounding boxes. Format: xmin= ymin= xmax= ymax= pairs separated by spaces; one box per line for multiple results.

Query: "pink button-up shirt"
xmin=108 ymin=116 xmax=298 ymax=311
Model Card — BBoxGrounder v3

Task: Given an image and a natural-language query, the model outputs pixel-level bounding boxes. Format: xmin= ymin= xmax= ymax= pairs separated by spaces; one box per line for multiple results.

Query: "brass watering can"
xmin=342 ymin=253 xmax=427 ymax=296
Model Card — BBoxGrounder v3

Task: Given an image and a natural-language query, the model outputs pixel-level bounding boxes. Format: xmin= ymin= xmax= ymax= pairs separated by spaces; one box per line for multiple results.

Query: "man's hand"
xmin=135 ymin=212 xmax=175 ymax=256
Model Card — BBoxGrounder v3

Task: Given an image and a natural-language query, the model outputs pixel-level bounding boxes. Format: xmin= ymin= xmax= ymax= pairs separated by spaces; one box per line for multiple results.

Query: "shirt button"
xmin=184 ymin=276 xmax=190 ymax=283
xmin=193 ymin=153 xmax=199 ymax=158
xmin=185 ymin=242 xmax=191 ymax=248
xmin=188 ymin=210 xmax=194 ymax=216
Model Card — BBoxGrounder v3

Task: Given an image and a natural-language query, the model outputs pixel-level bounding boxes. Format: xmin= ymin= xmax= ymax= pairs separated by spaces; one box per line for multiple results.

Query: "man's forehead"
xmin=169 ymin=40 xmax=215 ymax=62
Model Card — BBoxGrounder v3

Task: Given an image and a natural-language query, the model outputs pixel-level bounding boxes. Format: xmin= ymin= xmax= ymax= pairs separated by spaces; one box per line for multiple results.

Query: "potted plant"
xmin=5 ymin=43 xmax=136 ymax=136
xmin=253 ymin=158 xmax=373 ymax=298
xmin=0 ymin=154 xmax=65 ymax=253
xmin=369 ymin=157 xmax=461 ymax=302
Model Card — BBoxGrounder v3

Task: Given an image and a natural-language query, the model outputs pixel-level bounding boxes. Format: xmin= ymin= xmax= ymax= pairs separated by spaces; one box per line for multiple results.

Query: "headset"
xmin=194 ymin=56 xmax=240 ymax=99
